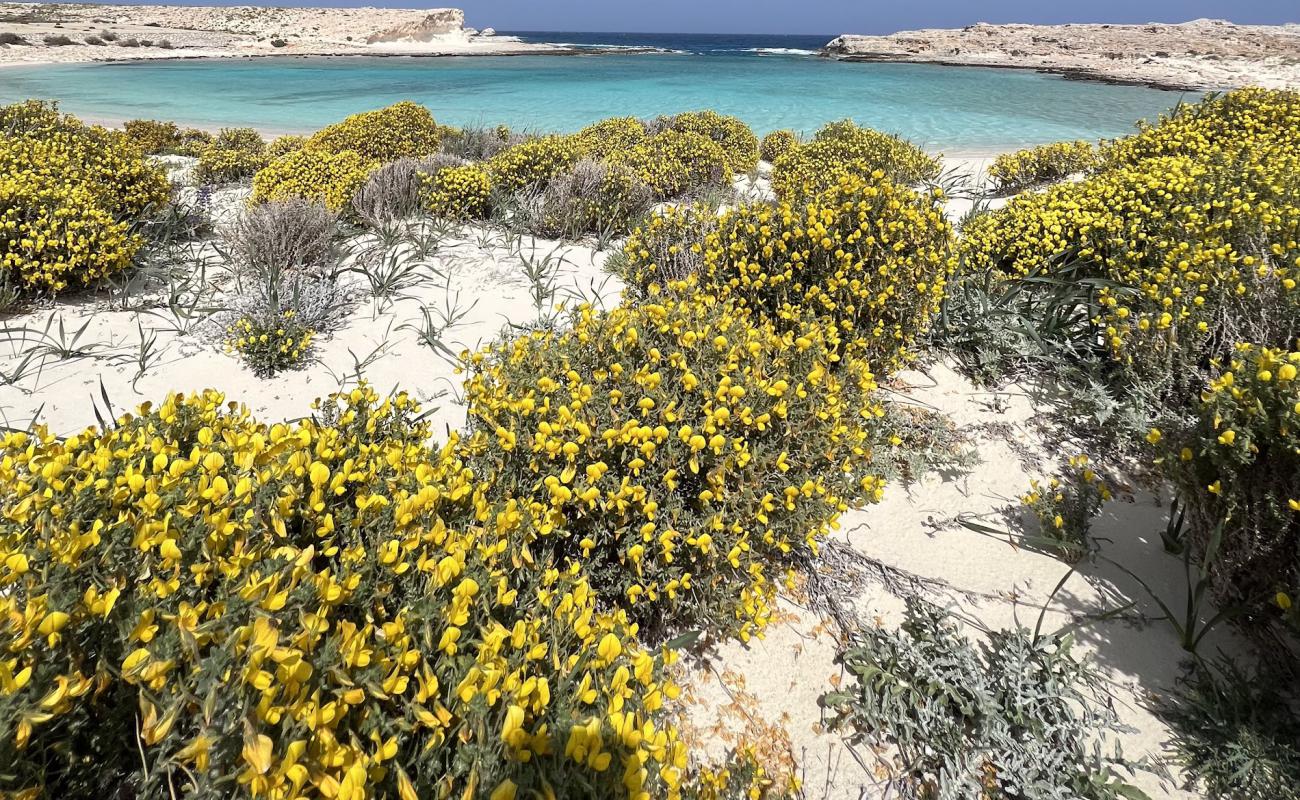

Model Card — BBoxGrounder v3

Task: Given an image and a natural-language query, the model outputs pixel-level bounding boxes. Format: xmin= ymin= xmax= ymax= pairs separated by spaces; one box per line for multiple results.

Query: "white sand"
xmin=0 ymin=153 xmax=1238 ymax=798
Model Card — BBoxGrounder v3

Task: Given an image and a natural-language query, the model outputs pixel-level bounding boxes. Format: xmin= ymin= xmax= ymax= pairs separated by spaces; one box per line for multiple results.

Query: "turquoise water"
xmin=0 ymin=52 xmax=1193 ymax=150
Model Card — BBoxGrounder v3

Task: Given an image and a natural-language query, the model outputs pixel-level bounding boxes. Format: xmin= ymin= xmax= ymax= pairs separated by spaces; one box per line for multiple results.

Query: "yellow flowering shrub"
xmin=530 ymin=160 xmax=655 ymax=238
xmin=1155 ymin=344 xmax=1300 ymax=624
xmin=0 ymin=101 xmax=168 ymax=294
xmin=226 ymin=310 xmax=315 ymax=376
xmin=987 ymin=139 xmax=1098 ymax=194
xmin=0 ymin=386 xmax=696 ymax=800
xmin=664 ymin=111 xmax=760 ymax=174
xmin=194 ymin=127 xmax=269 ymax=184
xmin=618 ymin=204 xmax=718 ymax=291
xmin=422 ymin=163 xmax=493 ymax=220
xmin=487 ymin=135 xmax=583 ymax=196
xmin=252 ymin=147 xmax=375 ymax=213
xmin=175 ymin=127 xmax=214 ymax=157
xmin=770 ymin=120 xmax=940 ymax=202
xmin=268 ymin=133 xmax=309 ymax=159
xmin=612 ymin=130 xmax=729 ymax=200
xmin=1020 ymin=454 xmax=1112 ymax=562
xmin=461 ymin=292 xmax=886 ymax=641
xmin=692 ymin=173 xmax=954 ymax=372
xmin=122 ymin=118 xmax=181 ymax=154
xmin=307 ymin=100 xmax=442 ymax=162
xmin=759 ymin=130 xmax=798 ymax=164
xmin=574 ymin=117 xmax=649 ymax=160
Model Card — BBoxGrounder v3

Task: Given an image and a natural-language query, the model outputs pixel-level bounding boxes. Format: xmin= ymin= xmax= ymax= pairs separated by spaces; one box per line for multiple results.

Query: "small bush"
xmin=98 ymin=28 xmax=117 ymax=41
xmin=157 ymin=38 xmax=172 ymax=49
xmin=462 ymin=293 xmax=885 ymax=640
xmin=82 ymin=34 xmax=103 ymax=45
xmin=771 ymin=120 xmax=940 ymax=202
xmin=194 ymin=126 xmax=268 ymax=183
xmin=988 ymin=139 xmax=1099 ymax=193
xmin=0 ymin=32 xmax=26 ymax=45
xmin=759 ymin=129 xmax=798 ymax=163
xmin=617 ymin=203 xmax=718 ymax=290
xmin=521 ymin=158 xmax=655 ymax=238
xmin=225 ymin=308 xmax=315 ymax=375
xmin=440 ymin=123 xmax=529 ymax=161
xmin=1155 ymin=344 xmax=1300 ymax=624
xmin=486 ymin=135 xmax=583 ymax=196
xmin=308 ymin=100 xmax=442 ymax=161
xmin=574 ymin=116 xmax=648 ymax=160
xmin=173 ymin=126 xmax=213 ymax=157
xmin=251 ymin=146 xmax=374 ymax=212
xmin=662 ymin=110 xmax=760 ymax=173
xmin=266 ymin=133 xmax=308 ymax=159
xmin=117 ymin=37 xmax=140 ymax=47
xmin=42 ymin=34 xmax=73 ymax=46
xmin=611 ymin=129 xmax=729 ymax=200
xmin=1020 ymin=454 xmax=1111 ymax=561
xmin=422 ymin=162 xmax=492 ymax=220
xmin=226 ymin=197 xmax=338 ymax=275
xmin=122 ymin=118 xmax=181 ymax=154
xmin=824 ymin=599 xmax=1143 ymax=800
xmin=692 ymin=173 xmax=954 ymax=372
xmin=352 ymin=153 xmax=463 ymax=226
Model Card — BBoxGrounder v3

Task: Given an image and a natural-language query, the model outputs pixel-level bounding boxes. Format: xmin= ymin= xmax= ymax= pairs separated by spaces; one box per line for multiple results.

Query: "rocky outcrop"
xmin=822 ymin=20 xmax=1300 ymax=91
xmin=366 ymin=9 xmax=465 ymax=44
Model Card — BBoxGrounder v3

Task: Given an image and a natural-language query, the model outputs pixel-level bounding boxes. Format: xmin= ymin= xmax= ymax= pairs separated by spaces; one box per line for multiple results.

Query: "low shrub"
xmin=988 ymin=139 xmax=1098 ymax=193
xmin=824 ymin=599 xmax=1143 ymax=800
xmin=307 ymin=100 xmax=442 ymax=162
xmin=117 ymin=37 xmax=140 ymax=47
xmin=0 ymin=101 xmax=169 ymax=294
xmin=97 ymin=28 xmax=117 ymax=41
xmin=353 ymin=153 xmax=464 ymax=226
xmin=759 ymin=129 xmax=798 ymax=164
xmin=82 ymin=34 xmax=103 ymax=45
xmin=770 ymin=120 xmax=940 ymax=202
xmin=1155 ymin=344 xmax=1300 ymax=625
xmin=226 ymin=197 xmax=339 ymax=275
xmin=174 ymin=126 xmax=213 ymax=157
xmin=251 ymin=146 xmax=374 ymax=212
xmin=422 ymin=162 xmax=492 ymax=220
xmin=266 ymin=133 xmax=308 ymax=159
xmin=41 ymin=34 xmax=72 ymax=46
xmin=486 ymin=135 xmax=583 ymax=196
xmin=690 ymin=173 xmax=954 ymax=372
xmin=440 ymin=123 xmax=528 ymax=161
xmin=0 ymin=32 xmax=26 ymax=45
xmin=611 ymin=130 xmax=729 ymax=200
xmin=616 ymin=203 xmax=719 ymax=290
xmin=461 ymin=292 xmax=886 ymax=641
xmin=662 ymin=110 xmax=760 ymax=173
xmin=574 ymin=116 xmax=648 ymax=160
xmin=522 ymin=159 xmax=655 ymax=239
xmin=225 ymin=308 xmax=314 ymax=375
xmin=1020 ymin=454 xmax=1111 ymax=561
xmin=122 ymin=118 xmax=181 ymax=154
xmin=0 ymin=387 xmax=694 ymax=800
xmin=194 ymin=126 xmax=268 ymax=183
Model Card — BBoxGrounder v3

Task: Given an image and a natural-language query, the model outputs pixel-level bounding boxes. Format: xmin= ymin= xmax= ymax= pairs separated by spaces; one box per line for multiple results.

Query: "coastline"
xmin=821 ymin=20 xmax=1300 ymax=92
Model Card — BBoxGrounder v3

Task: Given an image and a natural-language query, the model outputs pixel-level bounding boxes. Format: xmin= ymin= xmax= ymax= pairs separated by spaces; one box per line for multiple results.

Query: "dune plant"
xmin=759 ymin=129 xmax=799 ymax=164
xmin=422 ymin=163 xmax=493 ymax=220
xmin=122 ymin=118 xmax=182 ymax=154
xmin=574 ymin=116 xmax=648 ymax=160
xmin=661 ymin=110 xmax=760 ymax=173
xmin=252 ymin=146 xmax=374 ymax=212
xmin=307 ymin=100 xmax=442 ymax=161
xmin=522 ymin=159 xmax=655 ymax=239
xmin=771 ymin=120 xmax=940 ymax=201
xmin=611 ymin=130 xmax=730 ymax=200
xmin=988 ymin=139 xmax=1099 ymax=193
xmin=194 ymin=126 xmax=268 ymax=183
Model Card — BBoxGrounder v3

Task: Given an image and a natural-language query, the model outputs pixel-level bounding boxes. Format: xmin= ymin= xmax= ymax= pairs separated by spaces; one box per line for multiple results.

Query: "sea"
xmin=0 ymin=31 xmax=1195 ymax=152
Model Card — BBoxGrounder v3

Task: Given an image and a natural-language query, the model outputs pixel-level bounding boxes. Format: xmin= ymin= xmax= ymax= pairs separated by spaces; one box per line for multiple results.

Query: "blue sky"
xmin=455 ymin=0 xmax=1297 ymax=34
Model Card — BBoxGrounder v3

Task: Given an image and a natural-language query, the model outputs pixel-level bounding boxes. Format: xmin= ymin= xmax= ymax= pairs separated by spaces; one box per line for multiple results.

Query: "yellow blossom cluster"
xmin=673 ymin=173 xmax=955 ymax=372
xmin=1020 ymin=455 xmax=1112 ymax=562
xmin=252 ymin=146 xmax=376 ymax=213
xmin=0 ymin=386 xmax=696 ymax=800
xmin=770 ymin=120 xmax=941 ymax=202
xmin=661 ymin=111 xmax=760 ymax=174
xmin=486 ymin=136 xmax=584 ymax=196
xmin=759 ymin=130 xmax=799 ymax=165
xmin=422 ymin=164 xmax=493 ymax=220
xmin=269 ymin=134 xmax=310 ymax=159
xmin=1154 ymin=343 xmax=1300 ymax=624
xmin=0 ymin=100 xmax=169 ymax=294
xmin=122 ymin=118 xmax=183 ymax=155
xmin=619 ymin=204 xmax=718 ymax=291
xmin=226 ymin=310 xmax=315 ymax=377
xmin=611 ymin=130 xmax=730 ymax=201
xmin=574 ymin=117 xmax=650 ymax=160
xmin=307 ymin=101 xmax=443 ymax=162
xmin=987 ymin=139 xmax=1099 ymax=194
xmin=461 ymin=290 xmax=886 ymax=641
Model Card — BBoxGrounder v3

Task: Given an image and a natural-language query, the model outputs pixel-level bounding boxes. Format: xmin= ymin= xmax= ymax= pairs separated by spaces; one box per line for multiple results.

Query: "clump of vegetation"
xmin=0 ymin=31 xmax=27 ymax=45
xmin=521 ymin=158 xmax=655 ymax=239
xmin=574 ymin=116 xmax=648 ymax=160
xmin=611 ymin=129 xmax=730 ymax=200
xmin=226 ymin=197 xmax=338 ymax=275
xmin=988 ymin=139 xmax=1099 ymax=193
xmin=486 ymin=134 xmax=583 ymax=196
xmin=122 ymin=118 xmax=181 ymax=154
xmin=0 ymin=100 xmax=169 ymax=294
xmin=353 ymin=153 xmax=464 ymax=226
xmin=194 ymin=126 xmax=268 ymax=183
xmin=759 ymin=129 xmax=799 ymax=163
xmin=266 ymin=133 xmax=308 ymax=159
xmin=251 ymin=145 xmax=373 ymax=212
xmin=615 ymin=203 xmax=719 ymax=291
xmin=82 ymin=34 xmax=103 ymax=45
xmin=824 ymin=599 xmax=1143 ymax=800
xmin=422 ymin=162 xmax=492 ymax=219
xmin=307 ymin=100 xmax=442 ymax=161
xmin=771 ymin=119 xmax=941 ymax=201
xmin=660 ymin=110 xmax=760 ymax=173
xmin=173 ymin=126 xmax=213 ymax=156
xmin=440 ymin=123 xmax=529 ymax=160
xmin=1021 ymin=454 xmax=1112 ymax=561
xmin=41 ymin=33 xmax=73 ymax=46
xmin=461 ymin=292 xmax=886 ymax=640
xmin=225 ymin=308 xmax=314 ymax=375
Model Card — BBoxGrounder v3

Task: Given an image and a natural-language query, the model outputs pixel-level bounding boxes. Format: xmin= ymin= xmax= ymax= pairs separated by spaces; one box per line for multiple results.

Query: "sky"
xmin=94 ymin=0 xmax=1299 ymax=34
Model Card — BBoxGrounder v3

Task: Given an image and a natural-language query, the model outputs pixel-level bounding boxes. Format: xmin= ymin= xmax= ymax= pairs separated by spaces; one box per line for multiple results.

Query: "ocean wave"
xmin=744 ymin=47 xmax=817 ymax=56
xmin=551 ymin=42 xmax=689 ymax=54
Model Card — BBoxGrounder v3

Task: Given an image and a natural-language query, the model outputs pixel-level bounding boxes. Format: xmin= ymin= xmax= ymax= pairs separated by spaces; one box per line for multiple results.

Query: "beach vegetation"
xmin=0 ymin=32 xmax=26 ymax=45
xmin=267 ymin=133 xmax=309 ymax=159
xmin=610 ymin=129 xmax=729 ymax=200
xmin=194 ymin=127 xmax=269 ymax=184
xmin=307 ymin=100 xmax=442 ymax=162
xmin=123 ymin=118 xmax=182 ymax=154
xmin=771 ymin=120 xmax=941 ymax=202
xmin=574 ymin=116 xmax=649 ymax=160
xmin=251 ymin=146 xmax=374 ymax=212
xmin=353 ymin=154 xmax=465 ymax=227
xmin=173 ymin=126 xmax=214 ymax=157
xmin=658 ymin=110 xmax=760 ymax=173
xmin=486 ymin=135 xmax=583 ymax=196
xmin=225 ymin=308 xmax=315 ymax=375
xmin=987 ymin=139 xmax=1099 ymax=193
xmin=41 ymin=34 xmax=73 ymax=46
xmin=1020 ymin=454 xmax=1112 ymax=561
xmin=422 ymin=162 xmax=493 ymax=220
xmin=517 ymin=159 xmax=655 ymax=240
xmin=440 ymin=123 xmax=532 ymax=161
xmin=759 ymin=129 xmax=798 ymax=164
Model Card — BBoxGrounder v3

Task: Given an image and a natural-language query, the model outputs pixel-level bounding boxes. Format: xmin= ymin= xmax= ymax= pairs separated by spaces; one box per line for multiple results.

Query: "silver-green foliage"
xmin=824 ymin=600 xmax=1146 ymax=800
